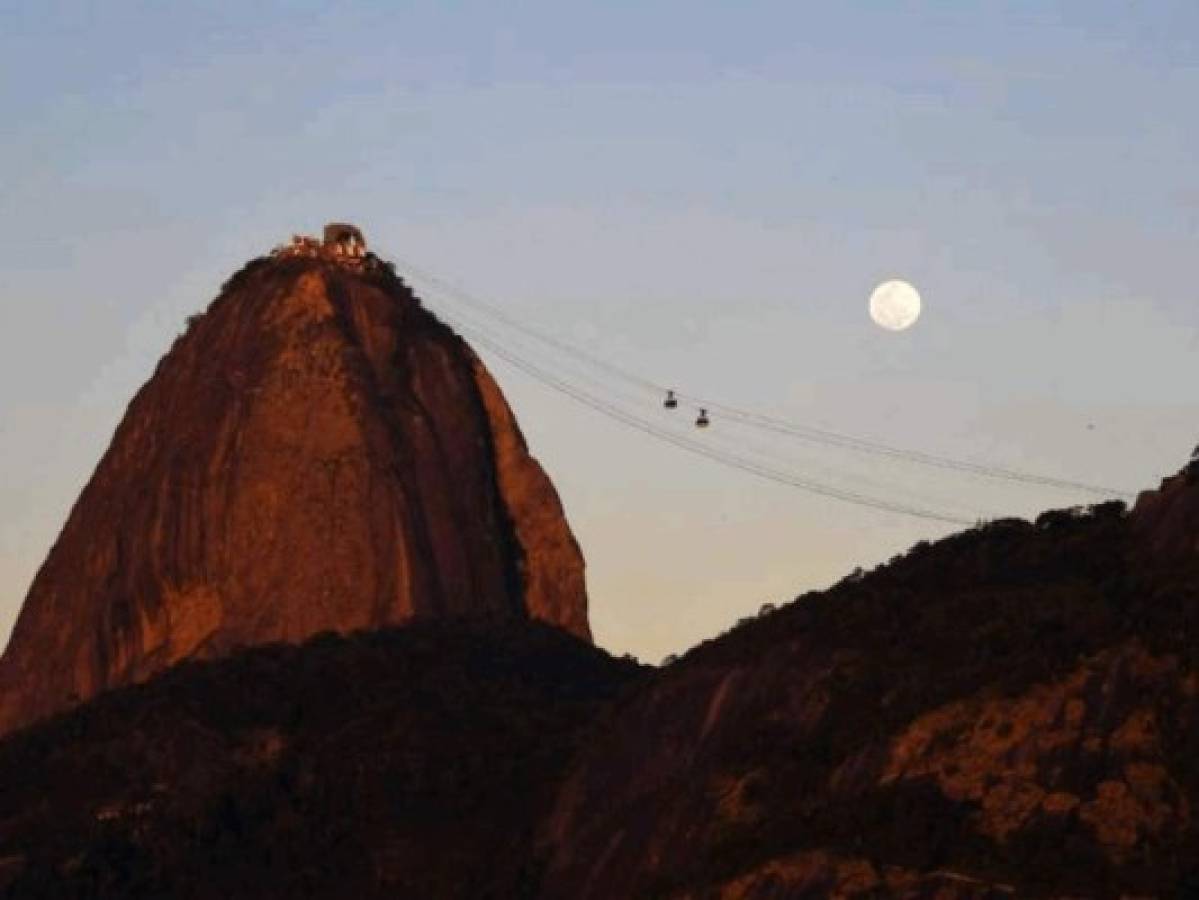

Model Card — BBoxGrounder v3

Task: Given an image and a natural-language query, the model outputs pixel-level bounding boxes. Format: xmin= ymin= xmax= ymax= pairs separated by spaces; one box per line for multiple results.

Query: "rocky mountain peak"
xmin=0 ymin=243 xmax=589 ymax=735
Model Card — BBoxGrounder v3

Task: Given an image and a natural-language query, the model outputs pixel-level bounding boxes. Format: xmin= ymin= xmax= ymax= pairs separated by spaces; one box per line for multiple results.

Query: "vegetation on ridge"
xmin=0 ymin=621 xmax=642 ymax=899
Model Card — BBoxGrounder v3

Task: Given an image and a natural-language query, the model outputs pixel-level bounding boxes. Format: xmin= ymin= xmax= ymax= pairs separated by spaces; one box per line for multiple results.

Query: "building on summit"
xmin=323 ymin=222 xmax=366 ymax=257
xmin=272 ymin=222 xmax=378 ymax=269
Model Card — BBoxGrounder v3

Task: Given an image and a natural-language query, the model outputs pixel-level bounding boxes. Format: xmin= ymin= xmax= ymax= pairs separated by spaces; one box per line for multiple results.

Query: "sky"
xmin=1 ymin=1 xmax=1197 ymax=663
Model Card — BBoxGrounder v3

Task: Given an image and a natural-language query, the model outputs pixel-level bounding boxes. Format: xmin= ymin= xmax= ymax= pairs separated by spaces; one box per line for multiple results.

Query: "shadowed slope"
xmin=539 ymin=475 xmax=1199 ymax=899
xmin=0 ymin=620 xmax=641 ymax=899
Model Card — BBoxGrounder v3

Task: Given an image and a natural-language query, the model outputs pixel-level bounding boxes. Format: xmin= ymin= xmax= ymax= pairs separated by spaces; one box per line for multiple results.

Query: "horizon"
xmin=2 ymin=1 xmax=1198 ymax=663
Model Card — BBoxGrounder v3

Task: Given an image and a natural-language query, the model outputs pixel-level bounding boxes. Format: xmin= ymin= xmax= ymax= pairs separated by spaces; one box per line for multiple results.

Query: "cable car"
xmin=695 ymin=408 xmax=710 ymax=429
xmin=663 ymin=390 xmax=678 ymax=410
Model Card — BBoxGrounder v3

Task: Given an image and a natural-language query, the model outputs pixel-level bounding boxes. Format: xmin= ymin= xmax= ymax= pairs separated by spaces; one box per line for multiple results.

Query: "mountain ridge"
xmin=535 ymin=469 xmax=1199 ymax=898
xmin=0 ymin=619 xmax=642 ymax=899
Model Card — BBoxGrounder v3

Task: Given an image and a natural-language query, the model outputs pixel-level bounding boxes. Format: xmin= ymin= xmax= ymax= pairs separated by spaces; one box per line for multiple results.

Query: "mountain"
xmin=0 ymin=620 xmax=642 ymax=899
xmin=3 ymin=230 xmax=1198 ymax=897
xmin=536 ymin=474 xmax=1199 ymax=898
xmin=0 ymin=235 xmax=589 ymax=735
xmin=2 ymin=463 xmax=1197 ymax=898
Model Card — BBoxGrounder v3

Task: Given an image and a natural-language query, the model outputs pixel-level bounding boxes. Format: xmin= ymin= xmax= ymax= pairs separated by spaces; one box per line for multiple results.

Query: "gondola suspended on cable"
xmin=661 ymin=390 xmax=707 ymax=427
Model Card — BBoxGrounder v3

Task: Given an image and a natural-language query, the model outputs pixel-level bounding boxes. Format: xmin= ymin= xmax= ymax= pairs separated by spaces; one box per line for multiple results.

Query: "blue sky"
xmin=2 ymin=1 xmax=1198 ymax=660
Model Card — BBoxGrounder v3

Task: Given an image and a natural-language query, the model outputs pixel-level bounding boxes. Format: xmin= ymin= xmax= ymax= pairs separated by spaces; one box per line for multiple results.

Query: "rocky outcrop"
xmin=1132 ymin=460 xmax=1199 ymax=561
xmin=0 ymin=253 xmax=589 ymax=735
xmin=470 ymin=360 xmax=590 ymax=640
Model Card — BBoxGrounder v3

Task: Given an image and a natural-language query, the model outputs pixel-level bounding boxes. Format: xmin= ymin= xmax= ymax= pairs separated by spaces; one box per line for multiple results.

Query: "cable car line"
xmin=453 ymin=309 xmax=1007 ymax=520
xmin=441 ymin=311 xmax=976 ymax=527
xmin=447 ymin=301 xmax=1002 ymax=520
xmin=674 ymin=398 xmax=1134 ymax=499
xmin=398 ymin=257 xmax=662 ymax=392
xmin=397 ymin=259 xmax=1133 ymax=500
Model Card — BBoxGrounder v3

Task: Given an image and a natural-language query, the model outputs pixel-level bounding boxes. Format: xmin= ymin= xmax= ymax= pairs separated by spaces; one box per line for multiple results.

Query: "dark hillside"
xmin=539 ymin=487 xmax=1199 ymax=898
xmin=0 ymin=620 xmax=642 ymax=899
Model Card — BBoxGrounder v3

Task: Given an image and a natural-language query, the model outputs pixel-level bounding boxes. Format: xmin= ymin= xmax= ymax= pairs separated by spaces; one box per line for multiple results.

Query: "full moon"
xmin=868 ymin=280 xmax=922 ymax=331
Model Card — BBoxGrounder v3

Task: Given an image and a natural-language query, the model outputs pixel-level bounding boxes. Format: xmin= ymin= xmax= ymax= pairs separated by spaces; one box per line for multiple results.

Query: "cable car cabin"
xmin=663 ymin=390 xmax=678 ymax=409
xmin=695 ymin=408 xmax=710 ymax=428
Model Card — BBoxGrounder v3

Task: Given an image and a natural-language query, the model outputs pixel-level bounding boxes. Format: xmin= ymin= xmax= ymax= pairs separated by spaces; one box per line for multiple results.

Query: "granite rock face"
xmin=0 ymin=255 xmax=589 ymax=734
xmin=1132 ymin=460 xmax=1199 ymax=562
